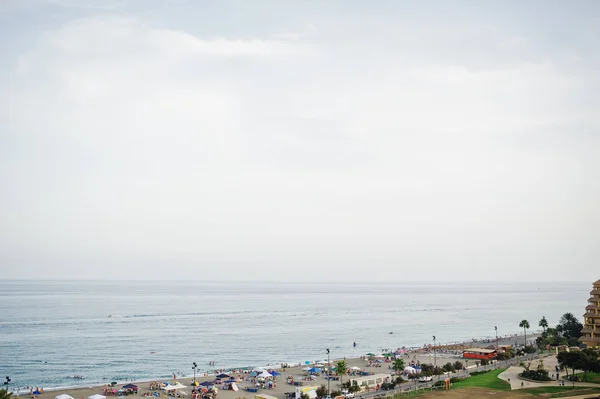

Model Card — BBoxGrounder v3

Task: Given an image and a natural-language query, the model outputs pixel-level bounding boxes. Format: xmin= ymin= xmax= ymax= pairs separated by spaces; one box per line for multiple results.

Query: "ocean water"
xmin=0 ymin=280 xmax=591 ymax=391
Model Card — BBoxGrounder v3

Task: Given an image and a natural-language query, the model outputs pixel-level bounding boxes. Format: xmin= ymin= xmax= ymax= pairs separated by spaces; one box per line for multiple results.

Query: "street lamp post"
xmin=495 ymin=326 xmax=498 ymax=351
xmin=4 ymin=376 xmax=11 ymax=393
xmin=432 ymin=336 xmax=437 ymax=368
xmin=192 ymin=363 xmax=197 ymax=386
xmin=326 ymin=349 xmax=330 ymax=398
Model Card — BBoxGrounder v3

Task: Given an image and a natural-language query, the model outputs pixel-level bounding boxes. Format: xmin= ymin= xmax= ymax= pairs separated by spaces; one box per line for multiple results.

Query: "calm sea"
xmin=0 ymin=280 xmax=591 ymax=391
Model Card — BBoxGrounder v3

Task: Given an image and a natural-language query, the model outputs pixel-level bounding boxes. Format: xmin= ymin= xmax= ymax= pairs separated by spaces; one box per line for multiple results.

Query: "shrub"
xmin=469 ymin=370 xmax=491 ymax=376
xmin=453 ymin=361 xmax=463 ymax=370
xmin=442 ymin=362 xmax=455 ymax=373
xmin=420 ymin=364 xmax=434 ymax=376
xmin=380 ymin=382 xmax=395 ymax=390
xmin=316 ymin=385 xmax=327 ymax=398
xmin=523 ymin=346 xmax=537 ymax=354
xmin=521 ymin=369 xmax=551 ymax=381
xmin=348 ymin=381 xmax=360 ymax=393
xmin=480 ymin=359 xmax=490 ymax=366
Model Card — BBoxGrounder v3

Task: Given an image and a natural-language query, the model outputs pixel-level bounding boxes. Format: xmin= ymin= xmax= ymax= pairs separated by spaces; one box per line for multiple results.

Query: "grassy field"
xmin=390 ymin=369 xmax=600 ymax=398
xmin=572 ymin=371 xmax=600 ymax=383
xmin=522 ymin=386 xmax=600 ymax=397
xmin=450 ymin=369 xmax=511 ymax=391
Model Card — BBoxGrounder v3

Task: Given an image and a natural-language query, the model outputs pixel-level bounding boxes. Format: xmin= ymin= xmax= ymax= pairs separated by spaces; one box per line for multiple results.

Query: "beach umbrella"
xmin=123 ymin=384 xmax=137 ymax=390
xmin=259 ymin=372 xmax=272 ymax=378
xmin=216 ymin=374 xmax=230 ymax=379
xmin=56 ymin=395 xmax=74 ymax=399
xmin=304 ymin=361 xmax=310 ymax=365
xmin=307 ymin=368 xmax=321 ymax=373
xmin=270 ymin=371 xmax=280 ymax=376
xmin=199 ymin=382 xmax=214 ymax=387
xmin=350 ymin=366 xmax=362 ymax=371
xmin=366 ymin=353 xmax=375 ymax=356
xmin=33 ymin=392 xmax=42 ymax=396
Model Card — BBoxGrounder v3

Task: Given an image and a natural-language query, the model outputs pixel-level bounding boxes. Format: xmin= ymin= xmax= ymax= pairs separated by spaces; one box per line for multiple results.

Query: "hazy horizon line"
xmin=1 ymin=278 xmax=593 ymax=284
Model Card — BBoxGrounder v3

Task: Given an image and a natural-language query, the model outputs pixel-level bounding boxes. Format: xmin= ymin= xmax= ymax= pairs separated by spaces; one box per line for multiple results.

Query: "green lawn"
xmin=572 ymin=371 xmax=600 ymax=383
xmin=450 ymin=368 xmax=511 ymax=391
xmin=521 ymin=386 xmax=600 ymax=397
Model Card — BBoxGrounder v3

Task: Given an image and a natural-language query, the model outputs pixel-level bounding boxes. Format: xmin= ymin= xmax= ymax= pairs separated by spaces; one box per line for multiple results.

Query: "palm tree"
xmin=519 ymin=319 xmax=530 ymax=347
xmin=539 ymin=316 xmax=548 ymax=332
xmin=0 ymin=389 xmax=14 ymax=399
xmin=336 ymin=360 xmax=348 ymax=389
xmin=392 ymin=358 xmax=405 ymax=375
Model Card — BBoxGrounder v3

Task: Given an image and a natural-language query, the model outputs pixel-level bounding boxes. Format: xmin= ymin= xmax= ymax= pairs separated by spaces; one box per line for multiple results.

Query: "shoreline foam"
xmin=8 ymin=332 xmax=536 ymax=395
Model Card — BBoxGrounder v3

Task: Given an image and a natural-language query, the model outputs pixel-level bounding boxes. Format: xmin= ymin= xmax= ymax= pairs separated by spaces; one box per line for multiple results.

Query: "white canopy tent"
xmin=259 ymin=371 xmax=273 ymax=378
xmin=404 ymin=366 xmax=417 ymax=374
xmin=350 ymin=366 xmax=362 ymax=371
xmin=163 ymin=383 xmax=187 ymax=391
xmin=89 ymin=395 xmax=106 ymax=399
xmin=56 ymin=394 xmax=74 ymax=399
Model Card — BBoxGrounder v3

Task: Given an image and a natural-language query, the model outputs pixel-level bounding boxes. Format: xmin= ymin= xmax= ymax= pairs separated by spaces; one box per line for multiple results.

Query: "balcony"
xmin=582 ymin=326 xmax=598 ymax=334
xmin=583 ymin=312 xmax=600 ymax=319
xmin=579 ymin=335 xmax=600 ymax=344
xmin=586 ymin=305 xmax=600 ymax=311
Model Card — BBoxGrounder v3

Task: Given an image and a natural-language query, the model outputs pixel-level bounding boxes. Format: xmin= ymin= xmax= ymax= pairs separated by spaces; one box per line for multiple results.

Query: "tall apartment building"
xmin=580 ymin=279 xmax=600 ymax=348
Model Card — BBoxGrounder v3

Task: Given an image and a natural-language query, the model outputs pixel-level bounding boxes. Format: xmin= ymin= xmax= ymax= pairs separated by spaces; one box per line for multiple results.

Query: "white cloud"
xmin=1 ymin=4 xmax=599 ymax=281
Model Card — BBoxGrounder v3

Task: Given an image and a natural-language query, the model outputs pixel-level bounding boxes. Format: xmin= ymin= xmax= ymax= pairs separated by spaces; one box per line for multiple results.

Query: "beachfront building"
xmin=462 ymin=348 xmax=497 ymax=360
xmin=580 ymin=279 xmax=600 ymax=348
xmin=348 ymin=374 xmax=392 ymax=390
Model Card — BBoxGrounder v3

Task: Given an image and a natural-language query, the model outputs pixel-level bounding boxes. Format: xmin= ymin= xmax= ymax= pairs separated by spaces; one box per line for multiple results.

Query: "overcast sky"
xmin=1 ymin=0 xmax=599 ymax=281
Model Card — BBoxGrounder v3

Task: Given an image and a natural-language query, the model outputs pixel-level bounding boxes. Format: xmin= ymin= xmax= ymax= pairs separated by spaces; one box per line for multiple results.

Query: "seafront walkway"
xmin=498 ymin=355 xmax=600 ymax=390
xmin=356 ymin=353 xmax=544 ymax=397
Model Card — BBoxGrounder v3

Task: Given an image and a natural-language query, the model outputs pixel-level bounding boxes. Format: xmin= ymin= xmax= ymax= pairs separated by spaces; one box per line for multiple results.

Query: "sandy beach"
xmin=17 ymin=333 xmax=536 ymax=399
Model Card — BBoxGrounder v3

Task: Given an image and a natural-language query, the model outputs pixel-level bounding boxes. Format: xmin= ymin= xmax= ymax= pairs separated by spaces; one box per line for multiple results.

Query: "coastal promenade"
xmin=498 ymin=355 xmax=600 ymax=391
xmin=16 ymin=347 xmax=543 ymax=399
xmin=10 ymin=333 xmax=553 ymax=399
